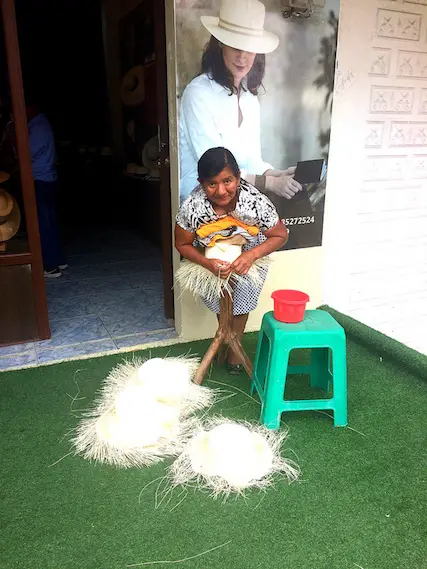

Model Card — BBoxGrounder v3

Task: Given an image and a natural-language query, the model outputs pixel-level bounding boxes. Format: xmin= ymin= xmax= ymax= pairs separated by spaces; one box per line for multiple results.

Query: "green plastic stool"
xmin=251 ymin=310 xmax=347 ymax=429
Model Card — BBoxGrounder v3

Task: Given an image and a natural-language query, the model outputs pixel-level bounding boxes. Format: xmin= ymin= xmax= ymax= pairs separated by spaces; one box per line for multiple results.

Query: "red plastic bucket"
xmin=271 ymin=290 xmax=310 ymax=323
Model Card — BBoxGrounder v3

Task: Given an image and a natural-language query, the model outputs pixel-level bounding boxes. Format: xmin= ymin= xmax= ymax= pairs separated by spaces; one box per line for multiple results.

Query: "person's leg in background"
xmin=34 ymin=179 xmax=66 ymax=277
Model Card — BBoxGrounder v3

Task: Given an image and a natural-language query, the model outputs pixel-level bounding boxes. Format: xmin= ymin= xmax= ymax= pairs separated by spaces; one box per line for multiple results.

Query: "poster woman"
xmin=179 ymin=0 xmax=303 ymax=203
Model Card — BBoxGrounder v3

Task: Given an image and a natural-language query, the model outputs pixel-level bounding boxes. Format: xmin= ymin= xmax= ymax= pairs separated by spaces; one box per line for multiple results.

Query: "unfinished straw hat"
xmin=201 ymin=0 xmax=279 ymax=54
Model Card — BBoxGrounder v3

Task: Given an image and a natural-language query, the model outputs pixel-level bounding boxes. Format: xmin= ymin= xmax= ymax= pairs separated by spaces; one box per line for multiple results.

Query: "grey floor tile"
xmin=44 ymin=279 xmax=82 ymax=296
xmin=0 ymin=350 xmax=38 ymax=370
xmin=47 ymin=295 xmax=98 ymax=321
xmin=36 ymin=315 xmax=111 ymax=350
xmin=35 ymin=234 xmax=167 ymax=358
xmin=103 ymin=310 xmax=171 ymax=338
xmin=48 ymin=271 xmax=163 ymax=296
xmin=36 ymin=340 xmax=118 ymax=365
xmin=0 ymin=342 xmax=35 ymax=357
xmin=62 ymin=261 xmax=150 ymax=281
xmin=67 ymin=250 xmax=162 ymax=268
xmin=95 ymin=290 xmax=164 ymax=316
xmin=115 ymin=330 xmax=178 ymax=349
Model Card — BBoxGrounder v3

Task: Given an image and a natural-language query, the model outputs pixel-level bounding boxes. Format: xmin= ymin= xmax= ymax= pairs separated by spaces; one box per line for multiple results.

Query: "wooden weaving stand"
xmin=194 ymin=289 xmax=254 ymax=385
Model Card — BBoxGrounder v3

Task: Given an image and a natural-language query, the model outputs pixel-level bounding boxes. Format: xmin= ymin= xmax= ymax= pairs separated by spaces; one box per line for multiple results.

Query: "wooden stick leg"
xmin=194 ymin=285 xmax=254 ymax=384
xmin=217 ymin=344 xmax=228 ymax=365
xmin=194 ymin=334 xmax=223 ymax=385
xmin=217 ymin=291 xmax=234 ymax=365
xmin=228 ymin=335 xmax=254 ymax=378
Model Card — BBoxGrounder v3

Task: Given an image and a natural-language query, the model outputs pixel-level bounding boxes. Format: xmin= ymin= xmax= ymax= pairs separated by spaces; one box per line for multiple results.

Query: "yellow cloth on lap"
xmin=196 ymin=216 xmax=259 ymax=247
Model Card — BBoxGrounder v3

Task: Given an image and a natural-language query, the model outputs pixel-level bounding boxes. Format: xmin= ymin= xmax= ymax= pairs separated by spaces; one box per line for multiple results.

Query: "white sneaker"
xmin=58 ymin=264 xmax=69 ymax=270
xmin=44 ymin=268 xmax=63 ymax=279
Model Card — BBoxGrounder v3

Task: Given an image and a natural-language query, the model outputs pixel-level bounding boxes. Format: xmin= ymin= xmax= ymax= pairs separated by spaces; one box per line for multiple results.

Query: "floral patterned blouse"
xmin=176 ymin=179 xmax=279 ymax=239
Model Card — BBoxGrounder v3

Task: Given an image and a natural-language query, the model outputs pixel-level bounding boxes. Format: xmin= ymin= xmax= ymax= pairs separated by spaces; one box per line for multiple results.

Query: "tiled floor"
xmin=0 ymin=228 xmax=177 ymax=371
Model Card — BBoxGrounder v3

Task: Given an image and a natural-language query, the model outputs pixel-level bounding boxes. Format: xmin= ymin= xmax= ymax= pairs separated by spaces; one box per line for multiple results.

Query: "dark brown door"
xmin=0 ymin=0 xmax=50 ymax=344
xmin=153 ymin=1 xmax=174 ymax=320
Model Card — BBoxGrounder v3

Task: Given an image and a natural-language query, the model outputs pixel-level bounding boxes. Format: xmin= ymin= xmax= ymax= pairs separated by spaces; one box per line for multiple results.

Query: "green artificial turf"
xmin=0 ymin=322 xmax=426 ymax=569
xmin=320 ymin=305 xmax=427 ymax=379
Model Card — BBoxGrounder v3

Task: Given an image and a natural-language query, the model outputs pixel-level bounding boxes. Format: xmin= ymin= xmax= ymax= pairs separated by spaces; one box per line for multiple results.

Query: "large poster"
xmin=176 ymin=0 xmax=339 ymax=250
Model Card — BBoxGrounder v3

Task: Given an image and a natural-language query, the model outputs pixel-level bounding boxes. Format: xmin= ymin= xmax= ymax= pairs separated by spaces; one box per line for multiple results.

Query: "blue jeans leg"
xmin=34 ymin=180 xmax=65 ymax=271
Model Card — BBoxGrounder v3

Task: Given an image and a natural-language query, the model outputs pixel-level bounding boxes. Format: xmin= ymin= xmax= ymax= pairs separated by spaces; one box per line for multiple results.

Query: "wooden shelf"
xmin=0 ymin=238 xmax=31 ymax=266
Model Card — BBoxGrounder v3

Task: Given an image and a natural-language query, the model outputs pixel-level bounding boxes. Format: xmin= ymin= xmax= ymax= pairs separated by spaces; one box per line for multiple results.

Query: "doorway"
xmin=0 ymin=0 xmax=175 ymax=368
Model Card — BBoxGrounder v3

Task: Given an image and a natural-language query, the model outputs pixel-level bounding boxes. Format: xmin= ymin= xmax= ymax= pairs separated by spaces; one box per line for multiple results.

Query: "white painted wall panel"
xmin=324 ymin=0 xmax=427 ymax=354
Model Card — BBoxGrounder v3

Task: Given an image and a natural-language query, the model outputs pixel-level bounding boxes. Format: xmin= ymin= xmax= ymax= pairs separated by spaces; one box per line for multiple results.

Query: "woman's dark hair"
xmin=198 ymin=147 xmax=240 ymax=182
xmin=200 ymin=36 xmax=265 ymax=95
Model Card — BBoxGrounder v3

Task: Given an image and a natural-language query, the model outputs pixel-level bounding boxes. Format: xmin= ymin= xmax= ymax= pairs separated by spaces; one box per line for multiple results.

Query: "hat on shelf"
xmin=0 ymin=190 xmax=21 ymax=243
xmin=0 ymin=171 xmax=10 ymax=184
xmin=0 ymin=188 xmax=14 ymax=217
xmin=120 ymin=65 xmax=146 ymax=107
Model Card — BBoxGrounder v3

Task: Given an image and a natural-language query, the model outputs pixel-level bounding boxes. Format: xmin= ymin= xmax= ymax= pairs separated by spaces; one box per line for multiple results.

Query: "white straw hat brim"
xmin=201 ymin=15 xmax=279 ymax=54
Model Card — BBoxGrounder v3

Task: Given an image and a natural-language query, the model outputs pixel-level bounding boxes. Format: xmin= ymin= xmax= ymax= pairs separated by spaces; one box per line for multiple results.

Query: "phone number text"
xmin=283 ymin=216 xmax=315 ymax=226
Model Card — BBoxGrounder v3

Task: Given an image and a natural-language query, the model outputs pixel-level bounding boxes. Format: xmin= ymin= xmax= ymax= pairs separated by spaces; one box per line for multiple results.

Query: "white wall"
xmin=323 ymin=0 xmax=427 ymax=355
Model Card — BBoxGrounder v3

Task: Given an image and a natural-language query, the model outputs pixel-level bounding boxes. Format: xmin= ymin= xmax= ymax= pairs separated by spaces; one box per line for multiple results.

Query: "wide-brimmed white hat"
xmin=201 ymin=0 xmax=279 ymax=55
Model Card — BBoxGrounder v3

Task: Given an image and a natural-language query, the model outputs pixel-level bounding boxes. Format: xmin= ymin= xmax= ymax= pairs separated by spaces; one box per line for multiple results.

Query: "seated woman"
xmin=175 ymin=147 xmax=288 ymax=374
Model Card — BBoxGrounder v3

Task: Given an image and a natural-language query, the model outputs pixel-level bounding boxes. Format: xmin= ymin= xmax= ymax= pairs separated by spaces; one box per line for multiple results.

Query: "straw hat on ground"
xmin=0 ymin=190 xmax=21 ymax=242
xmin=201 ymin=0 xmax=279 ymax=54
xmin=142 ymin=136 xmax=160 ymax=178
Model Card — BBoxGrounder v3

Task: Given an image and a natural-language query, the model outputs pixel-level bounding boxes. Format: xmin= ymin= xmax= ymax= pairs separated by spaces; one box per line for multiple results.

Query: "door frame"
xmin=0 ymin=0 xmax=50 ymax=341
xmin=114 ymin=0 xmax=174 ymax=321
xmin=153 ymin=0 xmax=174 ymax=320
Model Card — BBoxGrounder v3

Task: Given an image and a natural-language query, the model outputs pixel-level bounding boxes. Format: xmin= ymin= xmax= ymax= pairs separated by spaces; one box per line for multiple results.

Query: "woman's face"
xmin=200 ymin=166 xmax=240 ymax=208
xmin=222 ymin=46 xmax=256 ymax=86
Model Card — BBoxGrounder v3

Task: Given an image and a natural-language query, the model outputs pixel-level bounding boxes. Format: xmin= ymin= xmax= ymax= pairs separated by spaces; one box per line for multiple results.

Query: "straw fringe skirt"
xmin=202 ymin=234 xmax=268 ymax=316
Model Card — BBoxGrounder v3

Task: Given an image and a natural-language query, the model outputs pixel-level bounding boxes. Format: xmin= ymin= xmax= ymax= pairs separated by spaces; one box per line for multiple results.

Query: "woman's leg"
xmin=225 ymin=234 xmax=268 ymax=366
xmin=215 ymin=312 xmax=249 ymax=365
xmin=227 ymin=313 xmax=249 ymax=365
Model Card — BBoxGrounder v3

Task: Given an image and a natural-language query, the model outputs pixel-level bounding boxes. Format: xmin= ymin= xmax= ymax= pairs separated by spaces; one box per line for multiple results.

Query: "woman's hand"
xmin=267 ymin=166 xmax=296 ymax=177
xmin=175 ymin=225 xmax=231 ymax=278
xmin=265 ymin=167 xmax=302 ymax=199
xmin=239 ymin=220 xmax=288 ymax=265
xmin=231 ymin=251 xmax=255 ymax=276
xmin=205 ymin=258 xmax=231 ymax=279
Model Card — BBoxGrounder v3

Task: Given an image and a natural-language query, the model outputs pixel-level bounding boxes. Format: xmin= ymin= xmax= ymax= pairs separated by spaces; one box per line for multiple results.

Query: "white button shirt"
xmin=179 ymin=73 xmax=274 ymax=201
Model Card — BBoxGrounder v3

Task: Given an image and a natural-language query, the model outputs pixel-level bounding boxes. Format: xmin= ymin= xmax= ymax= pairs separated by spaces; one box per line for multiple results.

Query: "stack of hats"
xmin=141 ymin=136 xmax=160 ymax=179
xmin=0 ymin=172 xmax=21 ymax=252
